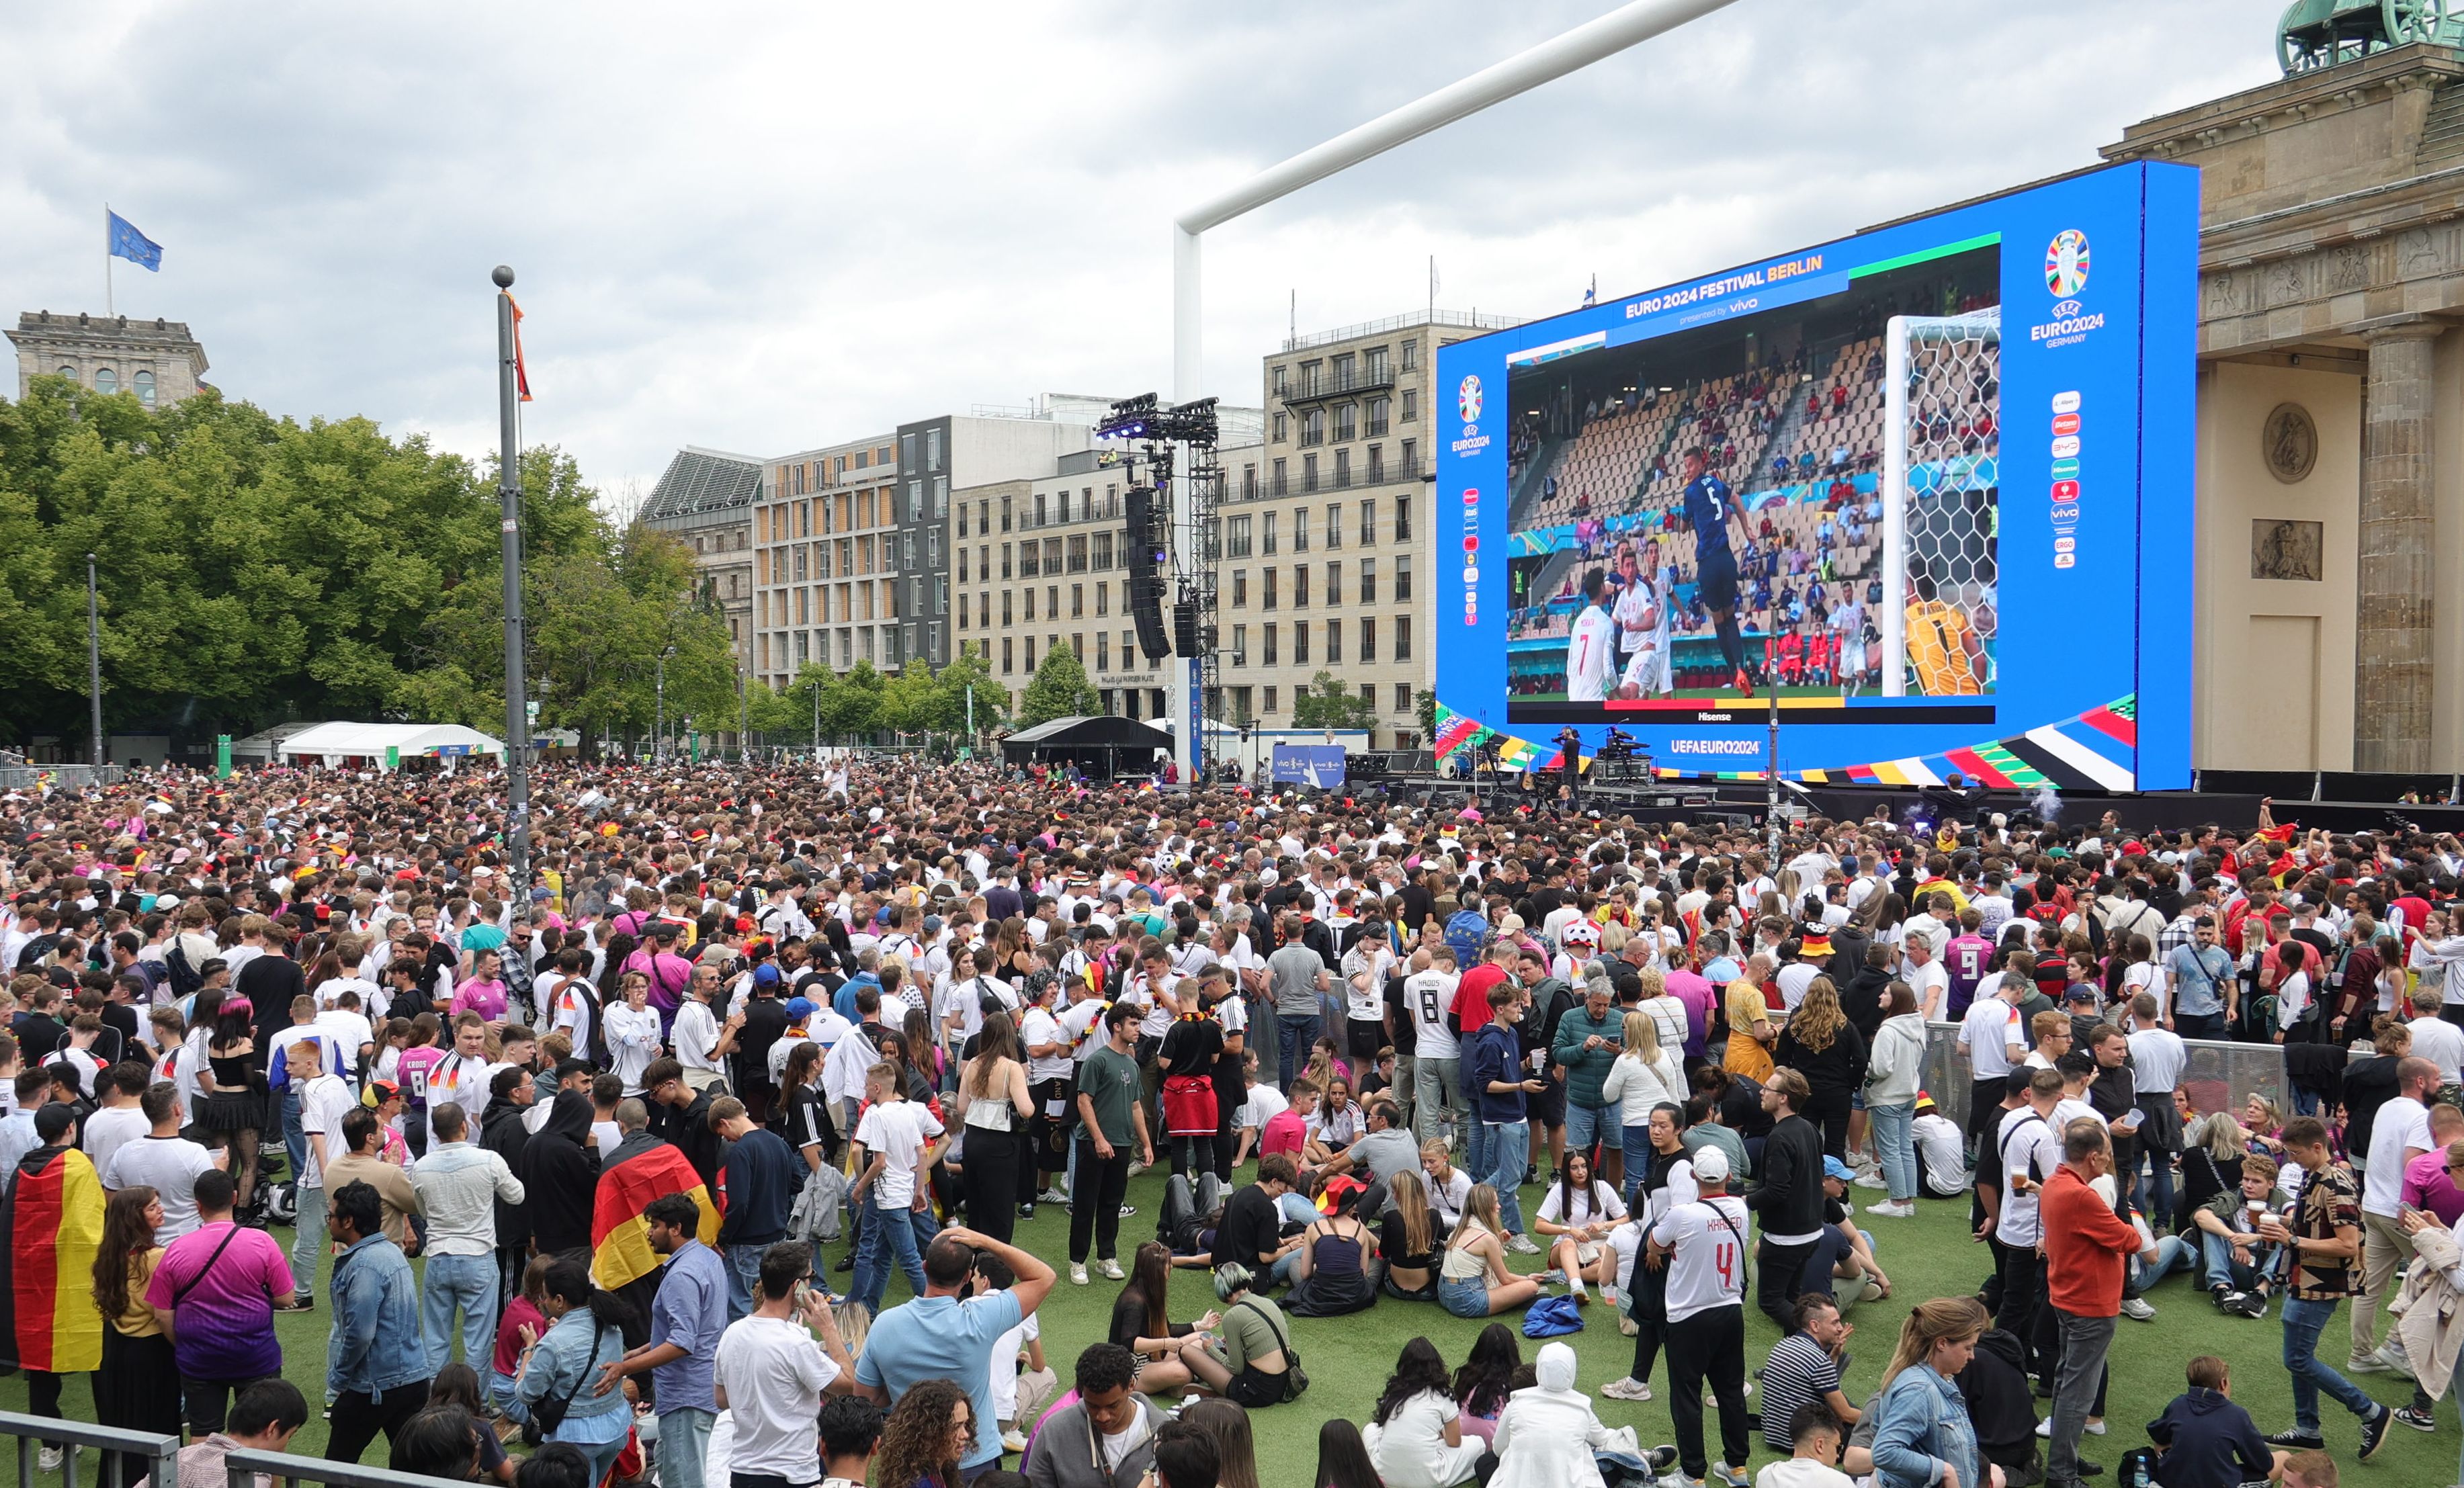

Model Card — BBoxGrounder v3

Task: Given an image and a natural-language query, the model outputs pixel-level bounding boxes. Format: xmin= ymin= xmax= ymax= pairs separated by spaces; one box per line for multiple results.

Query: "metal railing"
xmin=0 ymin=1412 xmax=176 ymax=1488
xmin=226 ymin=1447 xmax=474 ymax=1488
xmin=0 ymin=766 xmax=127 ymax=790
xmin=1280 ymin=307 xmax=1525 ymax=352
xmin=1915 ymin=1021 xmax=2288 ymax=1132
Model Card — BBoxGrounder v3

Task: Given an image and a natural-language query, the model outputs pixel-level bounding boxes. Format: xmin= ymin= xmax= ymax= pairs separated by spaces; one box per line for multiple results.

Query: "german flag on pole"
xmin=0 ymin=1146 xmax=105 ymax=1374
xmin=591 ymin=1134 xmax=720 ymax=1291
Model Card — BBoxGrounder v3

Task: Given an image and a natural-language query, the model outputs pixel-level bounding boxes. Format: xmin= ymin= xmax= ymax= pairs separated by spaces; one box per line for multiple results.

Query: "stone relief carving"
xmin=2331 ymin=245 xmax=2369 ymax=290
xmin=2399 ymin=226 xmax=2440 ymax=277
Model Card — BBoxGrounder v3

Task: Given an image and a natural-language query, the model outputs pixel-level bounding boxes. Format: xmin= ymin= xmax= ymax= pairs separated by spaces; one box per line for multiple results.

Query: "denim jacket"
xmin=326 ymin=1235 xmax=425 ymax=1396
xmin=516 ymin=1303 xmax=632 ymax=1428
xmin=1871 ymin=1362 xmax=1981 ymax=1488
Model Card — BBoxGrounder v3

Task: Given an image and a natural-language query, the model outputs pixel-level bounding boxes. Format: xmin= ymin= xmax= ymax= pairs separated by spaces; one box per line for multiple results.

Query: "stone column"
xmin=2356 ymin=320 xmax=2441 ymax=773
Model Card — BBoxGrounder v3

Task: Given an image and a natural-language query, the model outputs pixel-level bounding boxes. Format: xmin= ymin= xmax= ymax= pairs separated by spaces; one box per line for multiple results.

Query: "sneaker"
xmin=2359 ymin=1405 xmax=2393 ymax=1460
xmin=1069 ymin=1263 xmax=1089 ymax=1286
xmin=1001 ymin=1430 xmax=1029 ymax=1454
xmin=1126 ymin=1157 xmax=1150 ymax=1178
xmin=2119 ymin=1297 xmax=2156 ymax=1321
xmin=2074 ymin=1458 xmax=2104 ymax=1477
xmin=38 ymin=1448 xmax=62 ymax=1473
xmin=1858 ymin=1278 xmax=1887 ymax=1303
xmin=1619 ymin=1314 xmax=1640 ymax=1337
xmin=2344 ymin=1352 xmax=2393 ymax=1374
xmin=1118 ymin=1204 xmax=1137 ymax=1217
xmin=2375 ymin=1342 xmax=2416 ymax=1381
xmin=1039 ymin=1187 xmax=1071 ymax=1205
xmin=2262 ymin=1428 xmax=2326 ymax=1450
xmin=1017 ymin=1203 xmax=1035 ymax=1221
xmin=1864 ymin=1199 xmax=1914 ymax=1217
xmin=1851 ymin=1170 xmax=1889 ymax=1190
xmin=1572 ymin=1290 xmax=1591 ymax=1307
xmin=1506 ymin=1233 xmax=1543 ymax=1256
xmin=1713 ymin=1463 xmax=1751 ymax=1488
xmin=1732 ymin=668 xmax=1756 ymax=699
xmin=1600 ymin=1376 xmax=1654 ymax=1402
xmin=1533 ymin=1268 xmax=1567 ymax=1285
xmin=2207 ymin=1284 xmax=2232 ymax=1310
xmin=2035 ymin=1417 xmax=2050 ymax=1439
xmin=1097 ymin=1258 xmax=1125 ymax=1281
xmin=2223 ymin=1291 xmax=2268 ymax=1319
xmin=2393 ymin=1405 xmax=2438 ymax=1433
xmin=1523 ymin=1164 xmax=1540 ymax=1188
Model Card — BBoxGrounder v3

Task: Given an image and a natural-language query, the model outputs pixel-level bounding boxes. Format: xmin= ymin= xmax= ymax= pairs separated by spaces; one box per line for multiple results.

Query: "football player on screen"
xmin=1564 ymin=567 xmax=1619 ymax=702
xmin=1680 ymin=447 xmax=1760 ymax=697
xmin=1610 ymin=537 xmax=1675 ymax=699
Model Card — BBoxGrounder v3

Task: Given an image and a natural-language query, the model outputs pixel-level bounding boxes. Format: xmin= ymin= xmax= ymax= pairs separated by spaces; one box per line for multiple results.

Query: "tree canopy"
xmin=0 ymin=374 xmax=736 ymax=756
xmin=1291 ymin=670 xmax=1377 ymax=730
xmin=1016 ymin=640 xmax=1100 ymax=727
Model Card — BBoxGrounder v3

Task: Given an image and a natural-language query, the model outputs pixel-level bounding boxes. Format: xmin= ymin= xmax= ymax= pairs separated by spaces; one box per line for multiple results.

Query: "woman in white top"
xmin=1439 ymin=1185 xmax=1543 ymax=1319
xmin=603 ymin=971 xmax=662 ymax=1096
xmin=1532 ymin=1150 xmax=1626 ymax=1305
xmin=1863 ymin=981 xmax=1930 ymax=1217
xmin=1601 ymin=1010 xmax=1687 ymax=1205
xmin=953 ymin=1011 xmax=1035 ymax=1246
xmin=1363 ymin=1338 xmax=1485 ymax=1488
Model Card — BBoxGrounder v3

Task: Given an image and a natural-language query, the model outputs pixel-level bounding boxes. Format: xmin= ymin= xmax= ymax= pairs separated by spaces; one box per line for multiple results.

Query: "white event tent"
xmin=272 ymin=721 xmax=505 ymax=769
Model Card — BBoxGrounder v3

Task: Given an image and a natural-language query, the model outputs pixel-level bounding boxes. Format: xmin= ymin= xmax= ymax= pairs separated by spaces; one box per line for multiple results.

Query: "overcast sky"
xmin=3 ymin=1 xmax=2277 ymax=500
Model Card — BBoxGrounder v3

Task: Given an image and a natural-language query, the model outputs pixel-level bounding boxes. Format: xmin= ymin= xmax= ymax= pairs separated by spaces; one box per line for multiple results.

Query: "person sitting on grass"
xmin=1107 ymin=1241 xmax=1210 ymax=1398
xmin=2146 ymin=1355 xmax=2283 ymax=1488
xmin=2192 ymin=1154 xmax=2283 ymax=1317
xmin=1173 ymin=1263 xmax=1299 ymax=1408
xmin=1531 ymin=1149 xmax=1625 ymax=1307
xmin=1451 ymin=1322 xmax=1521 ymax=1448
xmin=1438 ymin=1184 xmax=1545 ymax=1319
xmin=1757 ymin=1401 xmax=1855 ymax=1488
xmin=1364 ymin=1337 xmax=1488 ymax=1488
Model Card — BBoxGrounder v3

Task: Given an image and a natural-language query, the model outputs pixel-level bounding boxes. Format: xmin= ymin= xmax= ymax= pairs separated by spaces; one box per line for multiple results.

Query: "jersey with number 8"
xmin=1403 ymin=968 xmax=1461 ymax=1059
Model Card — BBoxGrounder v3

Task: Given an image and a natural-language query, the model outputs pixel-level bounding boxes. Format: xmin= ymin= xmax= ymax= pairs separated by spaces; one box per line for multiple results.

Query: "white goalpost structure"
xmin=1879 ymin=308 xmax=2001 ymax=697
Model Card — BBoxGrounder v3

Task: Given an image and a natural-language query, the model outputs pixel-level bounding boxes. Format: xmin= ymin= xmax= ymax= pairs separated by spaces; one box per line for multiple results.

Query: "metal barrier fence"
xmin=225 ymin=1447 xmax=471 ymax=1488
xmin=1916 ymin=1020 xmax=2290 ymax=1132
xmin=0 ymin=1413 xmax=176 ymax=1488
xmin=0 ymin=766 xmax=126 ymax=790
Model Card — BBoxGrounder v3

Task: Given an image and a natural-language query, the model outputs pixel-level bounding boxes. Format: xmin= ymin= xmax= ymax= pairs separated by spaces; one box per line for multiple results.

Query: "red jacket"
xmin=2042 ymin=1164 xmax=2141 ymax=1317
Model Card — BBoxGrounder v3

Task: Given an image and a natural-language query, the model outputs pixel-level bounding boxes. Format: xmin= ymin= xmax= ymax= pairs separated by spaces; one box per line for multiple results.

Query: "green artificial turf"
xmin=4 ymin=1170 xmax=2457 ymax=1485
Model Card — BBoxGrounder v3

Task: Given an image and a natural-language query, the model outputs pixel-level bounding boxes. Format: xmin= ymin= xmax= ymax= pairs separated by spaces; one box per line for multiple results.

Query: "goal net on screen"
xmin=1879 ymin=309 xmax=2002 ymax=697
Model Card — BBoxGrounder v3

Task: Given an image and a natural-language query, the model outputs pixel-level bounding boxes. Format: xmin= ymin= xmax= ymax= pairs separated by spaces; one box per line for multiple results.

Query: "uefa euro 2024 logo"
xmin=1457 ymin=374 xmax=1483 ymax=425
xmin=2045 ymin=230 xmax=2090 ymax=298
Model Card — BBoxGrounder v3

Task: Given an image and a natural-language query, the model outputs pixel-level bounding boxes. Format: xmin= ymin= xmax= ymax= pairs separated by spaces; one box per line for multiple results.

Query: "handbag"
xmin=1233 ymin=1299 xmax=1308 ymax=1399
xmin=523 ymin=1315 xmax=611 ymax=1446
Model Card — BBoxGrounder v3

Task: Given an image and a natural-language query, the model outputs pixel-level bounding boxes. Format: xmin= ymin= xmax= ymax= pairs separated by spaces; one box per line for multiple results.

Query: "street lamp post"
xmin=85 ymin=552 xmax=103 ymax=771
xmin=654 ymin=645 xmax=675 ymax=762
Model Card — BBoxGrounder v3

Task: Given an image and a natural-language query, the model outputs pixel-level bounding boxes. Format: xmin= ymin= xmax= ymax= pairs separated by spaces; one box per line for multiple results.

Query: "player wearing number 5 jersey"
xmin=1402 ymin=949 xmax=1463 ymax=1146
xmin=1648 ymin=1145 xmax=1754 ymax=1488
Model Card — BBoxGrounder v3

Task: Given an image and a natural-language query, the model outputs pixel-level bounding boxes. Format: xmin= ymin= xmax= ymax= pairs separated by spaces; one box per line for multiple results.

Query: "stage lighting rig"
xmin=1096 ymin=393 xmax=1220 ymax=446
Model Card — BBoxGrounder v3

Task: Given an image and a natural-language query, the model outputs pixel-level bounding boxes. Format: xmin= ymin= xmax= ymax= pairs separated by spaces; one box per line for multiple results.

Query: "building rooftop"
xmin=640 ymin=445 xmax=765 ymax=523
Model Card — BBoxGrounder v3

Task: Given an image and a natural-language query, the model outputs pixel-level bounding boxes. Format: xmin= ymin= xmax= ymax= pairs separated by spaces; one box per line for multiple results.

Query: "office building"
xmin=638 ymin=447 xmax=762 ymax=664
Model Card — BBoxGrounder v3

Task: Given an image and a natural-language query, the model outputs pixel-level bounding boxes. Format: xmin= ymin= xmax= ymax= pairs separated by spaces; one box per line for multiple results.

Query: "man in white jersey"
xmin=1401 ymin=947 xmax=1462 ymax=1145
xmin=2121 ymin=992 xmax=2186 ymax=1227
xmin=1648 ymin=1145 xmax=1753 ymax=1487
xmin=1564 ymin=568 xmax=1620 ymax=703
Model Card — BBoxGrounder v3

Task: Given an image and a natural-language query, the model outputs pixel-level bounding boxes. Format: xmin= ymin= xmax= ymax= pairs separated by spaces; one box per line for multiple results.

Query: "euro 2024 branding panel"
xmin=1435 ymin=161 xmax=2197 ymax=791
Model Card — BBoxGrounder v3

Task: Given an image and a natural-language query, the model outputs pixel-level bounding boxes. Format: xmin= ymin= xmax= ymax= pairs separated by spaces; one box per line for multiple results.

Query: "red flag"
xmin=509 ymin=295 xmax=534 ymax=402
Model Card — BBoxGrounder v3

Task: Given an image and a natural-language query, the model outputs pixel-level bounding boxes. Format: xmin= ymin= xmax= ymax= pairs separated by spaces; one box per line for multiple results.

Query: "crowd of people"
xmin=0 ymin=758 xmax=2459 ymax=1488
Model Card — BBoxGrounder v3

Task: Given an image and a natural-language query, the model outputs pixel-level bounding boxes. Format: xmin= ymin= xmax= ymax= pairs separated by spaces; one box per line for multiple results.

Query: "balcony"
xmin=1261 ymin=454 xmax=1433 ymax=498
xmin=1279 ymin=367 xmax=1394 ymax=408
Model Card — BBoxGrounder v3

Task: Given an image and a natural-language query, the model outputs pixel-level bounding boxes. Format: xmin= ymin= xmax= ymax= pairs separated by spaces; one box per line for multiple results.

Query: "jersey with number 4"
xmin=1402 ymin=969 xmax=1461 ymax=1059
xmin=1650 ymin=1194 xmax=1751 ymax=1322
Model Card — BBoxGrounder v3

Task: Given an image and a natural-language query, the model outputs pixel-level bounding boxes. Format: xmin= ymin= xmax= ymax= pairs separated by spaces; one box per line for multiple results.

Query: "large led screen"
xmin=1434 ymin=161 xmax=2197 ymax=791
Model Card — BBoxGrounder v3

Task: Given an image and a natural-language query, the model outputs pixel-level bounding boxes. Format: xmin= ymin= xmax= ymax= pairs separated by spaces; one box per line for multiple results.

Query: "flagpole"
xmin=104 ymin=204 xmax=113 ymax=316
xmin=493 ymin=265 xmax=532 ymax=895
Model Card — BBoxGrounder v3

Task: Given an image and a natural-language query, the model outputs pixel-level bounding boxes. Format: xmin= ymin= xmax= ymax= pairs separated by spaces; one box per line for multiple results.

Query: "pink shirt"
xmin=450 ymin=978 xmax=509 ymax=1022
xmin=2403 ymin=1149 xmax=2464 ymax=1227
xmin=1261 ymin=1108 xmax=1308 ymax=1158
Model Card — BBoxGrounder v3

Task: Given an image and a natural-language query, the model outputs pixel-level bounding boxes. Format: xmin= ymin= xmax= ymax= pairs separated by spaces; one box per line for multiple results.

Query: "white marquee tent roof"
xmin=273 ymin=721 xmax=505 ymax=759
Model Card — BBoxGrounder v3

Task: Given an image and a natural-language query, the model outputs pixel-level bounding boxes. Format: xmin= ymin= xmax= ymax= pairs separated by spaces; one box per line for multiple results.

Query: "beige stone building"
xmin=2103 ymin=39 xmax=2464 ymax=771
xmin=1209 ymin=310 xmax=1521 ymax=749
xmin=11 ymin=310 xmax=209 ymax=406
xmin=750 ymin=434 xmax=904 ymax=688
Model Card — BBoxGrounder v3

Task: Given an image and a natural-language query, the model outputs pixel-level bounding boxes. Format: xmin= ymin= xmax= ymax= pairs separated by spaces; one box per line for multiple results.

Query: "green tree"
xmin=1017 ymin=640 xmax=1099 ymax=727
xmin=1416 ymin=688 xmax=1438 ymax=740
xmin=776 ymin=662 xmax=839 ymax=747
xmin=1292 ymin=670 xmax=1377 ymax=731
xmin=935 ymin=646 xmax=1007 ymax=737
xmin=820 ymin=659 xmax=885 ymax=742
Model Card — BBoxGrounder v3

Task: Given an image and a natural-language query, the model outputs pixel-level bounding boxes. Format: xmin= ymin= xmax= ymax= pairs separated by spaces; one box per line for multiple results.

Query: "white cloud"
xmin=0 ymin=0 xmax=2273 ymax=493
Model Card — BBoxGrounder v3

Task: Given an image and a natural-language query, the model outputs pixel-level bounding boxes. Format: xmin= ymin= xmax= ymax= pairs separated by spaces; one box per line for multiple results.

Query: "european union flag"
xmin=107 ymin=211 xmax=161 ymax=271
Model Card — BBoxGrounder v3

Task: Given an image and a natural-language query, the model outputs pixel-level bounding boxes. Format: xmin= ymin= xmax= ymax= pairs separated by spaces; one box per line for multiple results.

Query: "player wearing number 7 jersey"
xmin=1402 ymin=947 xmax=1463 ymax=1146
xmin=1650 ymin=1145 xmax=1755 ymax=1488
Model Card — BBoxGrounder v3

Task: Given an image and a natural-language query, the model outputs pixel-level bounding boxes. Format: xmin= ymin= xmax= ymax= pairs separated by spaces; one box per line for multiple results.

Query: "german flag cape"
xmin=591 ymin=1133 xmax=720 ymax=1291
xmin=0 ymin=1145 xmax=105 ymax=1373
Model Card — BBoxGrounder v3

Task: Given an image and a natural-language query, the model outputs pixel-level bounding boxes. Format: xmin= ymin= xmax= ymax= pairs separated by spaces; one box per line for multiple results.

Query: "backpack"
xmin=163 ymin=941 xmax=204 ymax=1000
xmin=1444 ymin=910 xmax=1489 ymax=969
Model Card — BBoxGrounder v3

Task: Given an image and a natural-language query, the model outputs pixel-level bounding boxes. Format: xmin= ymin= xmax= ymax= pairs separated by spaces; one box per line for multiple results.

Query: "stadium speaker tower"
xmin=1125 ymin=484 xmax=1172 ymax=662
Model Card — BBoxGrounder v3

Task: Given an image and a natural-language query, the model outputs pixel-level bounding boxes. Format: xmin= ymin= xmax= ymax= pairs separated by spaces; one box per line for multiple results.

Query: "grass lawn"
xmin=4 ymin=1168 xmax=2456 ymax=1485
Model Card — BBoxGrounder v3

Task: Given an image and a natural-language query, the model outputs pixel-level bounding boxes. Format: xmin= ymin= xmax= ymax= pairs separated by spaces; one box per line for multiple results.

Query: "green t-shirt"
xmin=1220 ymin=1294 xmax=1289 ymax=1369
xmin=1078 ymin=1044 xmax=1142 ymax=1145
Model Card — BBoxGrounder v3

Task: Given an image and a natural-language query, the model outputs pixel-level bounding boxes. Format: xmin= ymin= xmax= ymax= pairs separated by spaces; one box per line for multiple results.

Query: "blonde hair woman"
xmin=1724 ymin=955 xmax=1778 ymax=1083
xmin=1774 ymin=978 xmax=1867 ymax=1161
xmin=1603 ymin=1010 xmax=1687 ymax=1201
xmin=1438 ymin=1185 xmax=1543 ymax=1319
xmin=1869 ymin=1299 xmax=1989 ymax=1488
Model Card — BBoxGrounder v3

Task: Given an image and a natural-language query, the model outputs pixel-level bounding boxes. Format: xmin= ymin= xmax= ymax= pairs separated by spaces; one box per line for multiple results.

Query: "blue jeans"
xmin=1620 ymin=1123 xmax=1654 ymax=1207
xmin=1277 ymin=1014 xmax=1320 ymax=1090
xmin=571 ymin=1436 xmax=624 ymax=1488
xmin=656 ymin=1406 xmax=714 ymax=1488
xmin=2198 ymin=1231 xmax=2279 ymax=1293
xmin=281 ymin=1087 xmax=306 ymax=1185
xmin=488 ymin=1368 xmax=527 ymax=1426
xmin=851 ymin=1193 xmax=925 ymax=1313
xmin=420 ymin=1253 xmax=497 ymax=1373
xmin=723 ymin=1243 xmax=766 ymax=1323
xmin=2133 ymin=1141 xmax=2177 ymax=1230
xmin=1868 ymin=1100 xmax=1916 ymax=1202
xmin=1467 ymin=1110 xmax=1490 ymax=1184
xmin=2281 ymin=1295 xmax=2383 ymax=1435
xmin=1564 ymin=1103 xmax=1607 ymax=1156
xmin=1485 ymin=1120 xmax=1529 ymax=1235
xmin=2132 ymin=1233 xmax=2195 ymax=1291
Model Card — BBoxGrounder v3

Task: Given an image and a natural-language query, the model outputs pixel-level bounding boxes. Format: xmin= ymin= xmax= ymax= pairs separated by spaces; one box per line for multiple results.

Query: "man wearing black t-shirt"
xmin=1744 ymin=1068 xmax=1826 ymax=1332
xmin=1217 ymin=1153 xmax=1304 ymax=1286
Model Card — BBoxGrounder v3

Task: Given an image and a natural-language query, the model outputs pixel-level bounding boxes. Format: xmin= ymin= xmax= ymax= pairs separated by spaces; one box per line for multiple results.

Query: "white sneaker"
xmin=1001 ymin=1430 xmax=1029 ymax=1454
xmin=38 ymin=1448 xmax=62 ymax=1473
xmin=1097 ymin=1258 xmax=1125 ymax=1281
xmin=1864 ymin=1199 xmax=1914 ymax=1217
xmin=2035 ymin=1418 xmax=2050 ymax=1439
xmin=1070 ymin=1263 xmax=1089 ymax=1286
xmin=2120 ymin=1297 xmax=2156 ymax=1321
xmin=1619 ymin=1314 xmax=1640 ymax=1337
xmin=1506 ymin=1233 xmax=1543 ymax=1256
xmin=1851 ymin=1170 xmax=1889 ymax=1190
xmin=1599 ymin=1375 xmax=1654 ymax=1402
xmin=1039 ymin=1187 xmax=1071 ymax=1205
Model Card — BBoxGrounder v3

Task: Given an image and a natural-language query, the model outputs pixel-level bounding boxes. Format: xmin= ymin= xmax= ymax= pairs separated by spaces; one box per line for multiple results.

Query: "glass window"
xmin=1272 ymin=365 xmax=1288 ymax=395
xmin=1326 ymin=504 xmax=1343 ymax=549
xmin=1098 ymin=632 xmax=1110 ymax=670
xmin=1333 ymin=404 xmax=1356 ymax=442
xmin=1093 ymin=532 xmax=1113 ymax=569
xmin=900 ymin=433 xmax=917 ymax=470
xmin=906 ymin=482 xmax=923 ymax=522
xmin=1233 ymin=624 xmax=1248 ymax=666
xmin=1402 ymin=388 xmax=1418 ymax=422
xmin=1302 ymin=408 xmax=1324 ymax=446
xmin=1295 ymin=564 xmax=1310 ymax=607
xmin=1361 ymin=500 xmax=1375 ymax=546
xmin=1359 ymin=558 xmax=1375 ymax=605
xmin=1302 ymin=454 xmax=1318 ymax=493
xmin=1272 ymin=457 xmax=1287 ymax=496
xmin=1334 ymin=449 xmax=1350 ymax=488
xmin=1232 ymin=570 xmax=1248 ymax=607
xmin=1401 ymin=438 xmax=1418 ymax=473
xmin=1228 ymin=516 xmax=1252 ymax=558
xmin=1072 ymin=584 xmax=1084 ymax=617
xmin=1326 ymin=620 xmax=1342 ymax=664
xmin=1295 ymin=620 xmax=1310 ymax=665
xmin=1272 ymin=412 xmax=1287 ymax=443
xmin=1396 ymin=554 xmax=1413 ymax=601
xmin=1367 ymin=445 xmax=1384 ymax=485
xmin=1096 ymin=582 xmax=1108 ymax=616
xmin=1401 ymin=339 xmax=1416 ymax=370
xmin=93 ymin=367 xmax=117 ymax=394
xmin=1395 ymin=615 xmax=1412 ymax=660
xmin=1361 ymin=617 xmax=1377 ymax=661
xmin=1263 ymin=566 xmax=1278 ymax=609
xmin=933 ymin=477 xmax=947 ymax=517
xmin=1265 ymin=685 xmax=1279 ymax=713
xmin=133 ymin=370 xmax=155 ymax=406
xmin=926 ymin=429 xmax=943 ymax=470
xmin=1293 ymin=508 xmax=1309 ymax=552
xmin=1001 ymin=494 xmax=1013 ymax=532
xmin=1326 ymin=561 xmax=1342 ymax=605
xmin=1264 ymin=623 xmax=1278 ymax=666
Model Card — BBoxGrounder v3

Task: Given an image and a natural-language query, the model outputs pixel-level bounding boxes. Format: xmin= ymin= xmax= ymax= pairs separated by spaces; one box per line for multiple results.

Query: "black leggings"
xmin=962 ymin=1123 xmax=1020 ymax=1244
xmin=1802 ymin=1091 xmax=1852 ymax=1161
xmin=1627 ymin=1262 xmax=1669 ymax=1385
